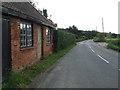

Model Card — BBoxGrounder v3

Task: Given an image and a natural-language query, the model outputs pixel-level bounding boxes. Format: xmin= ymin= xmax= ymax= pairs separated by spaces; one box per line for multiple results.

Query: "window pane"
xmin=20 ymin=23 xmax=26 ymax=47
xmin=20 ymin=23 xmax=33 ymax=47
xmin=46 ymin=28 xmax=51 ymax=44
xmin=27 ymin=24 xmax=32 ymax=47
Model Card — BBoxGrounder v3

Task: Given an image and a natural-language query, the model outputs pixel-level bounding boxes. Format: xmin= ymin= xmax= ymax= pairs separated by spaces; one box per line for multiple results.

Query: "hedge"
xmin=53 ymin=30 xmax=76 ymax=52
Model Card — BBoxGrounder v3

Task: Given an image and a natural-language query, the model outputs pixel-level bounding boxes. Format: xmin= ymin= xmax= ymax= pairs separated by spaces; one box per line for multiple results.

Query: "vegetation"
xmin=107 ymin=38 xmax=120 ymax=51
xmin=93 ymin=32 xmax=106 ymax=42
xmin=107 ymin=43 xmax=120 ymax=51
xmin=43 ymin=9 xmax=48 ymax=18
xmin=3 ymin=44 xmax=76 ymax=88
xmin=66 ymin=25 xmax=98 ymax=40
xmin=58 ymin=26 xmax=98 ymax=42
xmin=93 ymin=37 xmax=106 ymax=42
xmin=67 ymin=25 xmax=80 ymax=39
xmin=53 ymin=29 xmax=76 ymax=52
xmin=93 ymin=36 xmax=120 ymax=51
xmin=106 ymin=38 xmax=120 ymax=42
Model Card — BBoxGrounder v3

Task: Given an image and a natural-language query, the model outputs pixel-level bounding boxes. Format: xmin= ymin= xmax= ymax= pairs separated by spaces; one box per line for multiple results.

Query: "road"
xmin=37 ymin=40 xmax=118 ymax=88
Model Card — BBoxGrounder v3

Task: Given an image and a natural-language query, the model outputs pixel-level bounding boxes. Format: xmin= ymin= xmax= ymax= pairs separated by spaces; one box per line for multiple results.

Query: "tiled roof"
xmin=2 ymin=2 xmax=56 ymax=28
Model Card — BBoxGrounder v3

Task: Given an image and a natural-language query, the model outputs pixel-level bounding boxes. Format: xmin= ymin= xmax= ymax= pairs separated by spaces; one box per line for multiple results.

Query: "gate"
xmin=2 ymin=17 xmax=11 ymax=81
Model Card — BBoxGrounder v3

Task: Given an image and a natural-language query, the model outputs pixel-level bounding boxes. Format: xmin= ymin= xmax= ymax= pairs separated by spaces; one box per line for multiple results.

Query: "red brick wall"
xmin=43 ymin=26 xmax=53 ymax=55
xmin=10 ymin=16 xmax=41 ymax=70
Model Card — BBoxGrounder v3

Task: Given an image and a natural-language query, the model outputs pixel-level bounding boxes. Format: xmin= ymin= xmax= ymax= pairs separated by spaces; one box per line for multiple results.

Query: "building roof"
xmin=2 ymin=2 xmax=56 ymax=28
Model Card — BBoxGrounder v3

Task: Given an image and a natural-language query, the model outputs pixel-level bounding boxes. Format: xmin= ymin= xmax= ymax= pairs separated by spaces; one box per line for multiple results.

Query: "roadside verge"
xmin=3 ymin=44 xmax=76 ymax=88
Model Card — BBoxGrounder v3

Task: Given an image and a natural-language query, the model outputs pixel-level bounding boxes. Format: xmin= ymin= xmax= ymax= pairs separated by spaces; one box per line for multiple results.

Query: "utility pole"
xmin=96 ymin=26 xmax=97 ymax=31
xmin=102 ymin=17 xmax=104 ymax=32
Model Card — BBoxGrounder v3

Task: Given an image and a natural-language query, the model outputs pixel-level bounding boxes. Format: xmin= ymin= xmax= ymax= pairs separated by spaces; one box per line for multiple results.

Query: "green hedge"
xmin=93 ymin=37 xmax=106 ymax=42
xmin=53 ymin=30 xmax=76 ymax=52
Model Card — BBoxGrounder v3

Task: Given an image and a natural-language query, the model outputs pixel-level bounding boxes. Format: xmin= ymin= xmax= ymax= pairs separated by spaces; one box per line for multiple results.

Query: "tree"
xmin=43 ymin=9 xmax=48 ymax=18
xmin=68 ymin=25 xmax=79 ymax=39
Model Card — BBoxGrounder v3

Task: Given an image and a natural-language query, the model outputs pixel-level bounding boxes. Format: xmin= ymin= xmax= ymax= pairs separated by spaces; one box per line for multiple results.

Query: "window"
xmin=20 ymin=22 xmax=33 ymax=48
xmin=46 ymin=27 xmax=51 ymax=44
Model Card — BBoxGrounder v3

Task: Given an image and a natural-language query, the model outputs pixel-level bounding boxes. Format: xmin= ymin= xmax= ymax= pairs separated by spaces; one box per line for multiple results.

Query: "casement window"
xmin=46 ymin=27 xmax=51 ymax=44
xmin=20 ymin=22 xmax=33 ymax=48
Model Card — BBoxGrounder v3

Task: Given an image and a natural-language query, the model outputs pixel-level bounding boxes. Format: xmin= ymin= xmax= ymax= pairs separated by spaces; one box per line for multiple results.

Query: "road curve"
xmin=37 ymin=40 xmax=118 ymax=88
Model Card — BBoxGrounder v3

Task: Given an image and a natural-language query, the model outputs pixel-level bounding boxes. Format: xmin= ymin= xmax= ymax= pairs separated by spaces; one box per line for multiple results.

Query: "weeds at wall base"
xmin=2 ymin=43 xmax=76 ymax=88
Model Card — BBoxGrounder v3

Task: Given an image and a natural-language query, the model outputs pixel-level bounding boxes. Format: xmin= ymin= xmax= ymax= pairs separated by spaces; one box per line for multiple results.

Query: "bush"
xmin=93 ymin=37 xmax=106 ymax=42
xmin=97 ymin=33 xmax=105 ymax=40
xmin=53 ymin=30 xmax=76 ymax=52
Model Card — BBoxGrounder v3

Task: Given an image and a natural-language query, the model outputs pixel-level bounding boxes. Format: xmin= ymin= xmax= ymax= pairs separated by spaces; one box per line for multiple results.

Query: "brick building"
xmin=2 ymin=2 xmax=56 ymax=74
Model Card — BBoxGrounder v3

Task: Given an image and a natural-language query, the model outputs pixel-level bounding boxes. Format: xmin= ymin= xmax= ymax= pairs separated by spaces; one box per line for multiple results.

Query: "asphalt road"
xmin=37 ymin=40 xmax=118 ymax=88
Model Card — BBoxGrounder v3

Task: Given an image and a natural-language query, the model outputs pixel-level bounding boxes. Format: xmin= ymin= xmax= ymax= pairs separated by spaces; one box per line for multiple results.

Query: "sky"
xmin=33 ymin=0 xmax=119 ymax=34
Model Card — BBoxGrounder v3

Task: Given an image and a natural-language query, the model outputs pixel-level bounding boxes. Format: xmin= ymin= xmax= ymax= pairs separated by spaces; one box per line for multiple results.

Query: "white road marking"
xmin=88 ymin=44 xmax=95 ymax=53
xmin=91 ymin=49 xmax=95 ymax=53
xmin=97 ymin=54 xmax=109 ymax=64
xmin=118 ymin=69 xmax=120 ymax=71
xmin=89 ymin=46 xmax=92 ymax=49
xmin=87 ymin=44 xmax=92 ymax=49
xmin=87 ymin=43 xmax=110 ymax=64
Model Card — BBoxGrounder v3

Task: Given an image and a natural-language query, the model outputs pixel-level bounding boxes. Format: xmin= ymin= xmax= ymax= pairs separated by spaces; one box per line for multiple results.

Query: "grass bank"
xmin=106 ymin=38 xmax=120 ymax=51
xmin=107 ymin=43 xmax=120 ymax=51
xmin=3 ymin=43 xmax=76 ymax=88
xmin=106 ymin=38 xmax=119 ymax=41
xmin=93 ymin=37 xmax=120 ymax=51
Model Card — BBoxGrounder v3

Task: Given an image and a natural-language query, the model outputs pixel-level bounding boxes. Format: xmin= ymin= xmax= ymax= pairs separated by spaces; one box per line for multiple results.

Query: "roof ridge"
xmin=2 ymin=2 xmax=56 ymax=28
xmin=28 ymin=2 xmax=56 ymax=26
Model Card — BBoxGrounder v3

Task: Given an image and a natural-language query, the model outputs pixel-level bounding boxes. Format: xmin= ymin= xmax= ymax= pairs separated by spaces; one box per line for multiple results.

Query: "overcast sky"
xmin=34 ymin=0 xmax=119 ymax=34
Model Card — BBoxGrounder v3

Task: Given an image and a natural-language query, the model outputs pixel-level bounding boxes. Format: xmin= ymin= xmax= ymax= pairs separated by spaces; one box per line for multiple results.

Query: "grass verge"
xmin=107 ymin=39 xmax=120 ymax=51
xmin=107 ymin=43 xmax=120 ymax=51
xmin=106 ymin=38 xmax=119 ymax=41
xmin=93 ymin=37 xmax=120 ymax=51
xmin=3 ymin=43 xmax=76 ymax=88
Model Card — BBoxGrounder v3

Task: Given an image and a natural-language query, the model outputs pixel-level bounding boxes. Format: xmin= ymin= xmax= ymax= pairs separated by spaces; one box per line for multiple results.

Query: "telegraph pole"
xmin=102 ymin=17 xmax=104 ymax=32
xmin=102 ymin=17 xmax=106 ymax=40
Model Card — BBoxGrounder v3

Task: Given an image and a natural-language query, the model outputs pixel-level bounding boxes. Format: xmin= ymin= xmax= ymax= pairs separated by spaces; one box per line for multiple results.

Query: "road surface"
xmin=37 ymin=40 xmax=118 ymax=88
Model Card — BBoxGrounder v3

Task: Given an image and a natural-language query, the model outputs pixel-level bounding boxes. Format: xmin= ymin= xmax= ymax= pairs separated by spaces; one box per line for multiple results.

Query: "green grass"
xmin=107 ymin=43 xmax=120 ymax=51
xmin=93 ymin=37 xmax=120 ymax=51
xmin=3 ymin=43 xmax=76 ymax=88
xmin=106 ymin=38 xmax=119 ymax=41
xmin=106 ymin=38 xmax=120 ymax=43
xmin=106 ymin=38 xmax=120 ymax=51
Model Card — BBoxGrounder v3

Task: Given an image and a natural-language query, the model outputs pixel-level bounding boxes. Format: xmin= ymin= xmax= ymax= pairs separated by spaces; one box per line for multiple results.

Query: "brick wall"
xmin=43 ymin=26 xmax=53 ymax=55
xmin=10 ymin=16 xmax=42 ymax=70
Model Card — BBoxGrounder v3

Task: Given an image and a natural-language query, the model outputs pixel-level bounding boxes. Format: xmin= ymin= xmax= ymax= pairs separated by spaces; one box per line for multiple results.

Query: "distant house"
xmin=2 ymin=2 xmax=56 ymax=76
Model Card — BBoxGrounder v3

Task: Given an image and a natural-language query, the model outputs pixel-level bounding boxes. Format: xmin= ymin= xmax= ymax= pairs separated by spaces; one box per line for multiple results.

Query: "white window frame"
xmin=46 ymin=27 xmax=51 ymax=44
xmin=20 ymin=22 xmax=33 ymax=48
